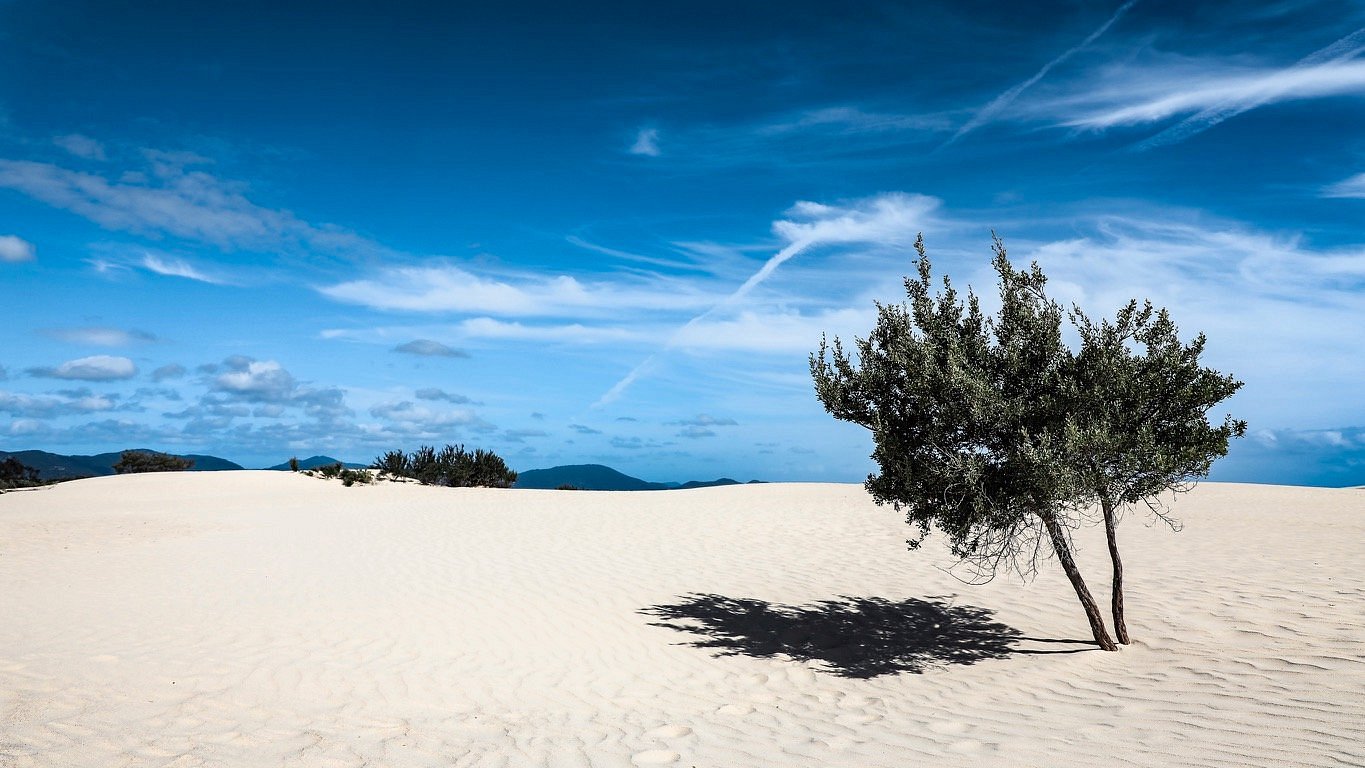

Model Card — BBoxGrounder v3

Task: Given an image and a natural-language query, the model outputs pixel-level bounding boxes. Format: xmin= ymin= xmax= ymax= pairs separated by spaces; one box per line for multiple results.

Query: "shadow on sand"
xmin=642 ymin=594 xmax=1094 ymax=678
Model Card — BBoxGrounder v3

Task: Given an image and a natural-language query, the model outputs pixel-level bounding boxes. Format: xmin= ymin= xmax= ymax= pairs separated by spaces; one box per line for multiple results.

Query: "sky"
xmin=1 ymin=0 xmax=1363 ymax=485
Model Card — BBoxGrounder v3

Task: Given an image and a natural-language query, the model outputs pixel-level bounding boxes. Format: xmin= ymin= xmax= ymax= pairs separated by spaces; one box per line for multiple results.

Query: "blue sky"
xmin=2 ymin=0 xmax=1363 ymax=485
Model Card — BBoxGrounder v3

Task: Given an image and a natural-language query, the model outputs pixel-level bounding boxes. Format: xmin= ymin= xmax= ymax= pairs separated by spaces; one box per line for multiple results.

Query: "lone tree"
xmin=113 ymin=450 xmax=195 ymax=474
xmin=810 ymin=235 xmax=1244 ymax=651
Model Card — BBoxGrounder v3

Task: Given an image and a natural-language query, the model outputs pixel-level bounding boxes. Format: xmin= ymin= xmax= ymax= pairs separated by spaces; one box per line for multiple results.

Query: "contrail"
xmin=945 ymin=0 xmax=1139 ymax=147
xmin=1138 ymin=26 xmax=1365 ymax=150
xmin=591 ymin=237 xmax=815 ymax=409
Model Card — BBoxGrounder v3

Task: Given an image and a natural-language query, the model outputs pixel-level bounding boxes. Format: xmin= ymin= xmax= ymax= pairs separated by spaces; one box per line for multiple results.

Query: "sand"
xmin=1 ymin=471 xmax=1361 ymax=767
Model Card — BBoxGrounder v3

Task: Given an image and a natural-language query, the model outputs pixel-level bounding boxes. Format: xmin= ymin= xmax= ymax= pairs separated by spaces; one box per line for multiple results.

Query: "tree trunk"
xmin=1101 ymin=494 xmax=1130 ymax=644
xmin=1043 ymin=514 xmax=1118 ymax=651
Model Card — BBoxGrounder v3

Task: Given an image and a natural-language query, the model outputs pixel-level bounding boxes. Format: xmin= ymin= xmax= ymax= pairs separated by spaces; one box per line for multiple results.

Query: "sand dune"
xmin=1 ymin=471 xmax=1361 ymax=767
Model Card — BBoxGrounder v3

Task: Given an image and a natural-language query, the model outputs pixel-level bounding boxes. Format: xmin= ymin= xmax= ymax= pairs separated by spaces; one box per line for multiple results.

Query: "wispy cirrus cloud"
xmin=139 ymin=253 xmax=228 ymax=284
xmin=320 ymin=264 xmax=715 ymax=317
xmin=1040 ymin=29 xmax=1365 ymax=147
xmin=1323 ymin=171 xmax=1365 ymax=198
xmin=948 ymin=0 xmax=1139 ymax=145
xmin=0 ymin=154 xmax=387 ymax=260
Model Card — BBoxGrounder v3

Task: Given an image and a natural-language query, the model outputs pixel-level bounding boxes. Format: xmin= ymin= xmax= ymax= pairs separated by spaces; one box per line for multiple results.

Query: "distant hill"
xmin=0 ymin=449 xmax=243 ymax=480
xmin=514 ymin=464 xmax=760 ymax=491
xmin=266 ymin=455 xmax=369 ymax=471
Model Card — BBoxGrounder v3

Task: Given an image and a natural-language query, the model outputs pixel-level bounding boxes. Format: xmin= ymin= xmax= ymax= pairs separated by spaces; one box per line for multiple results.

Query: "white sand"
xmin=1 ymin=471 xmax=1361 ymax=767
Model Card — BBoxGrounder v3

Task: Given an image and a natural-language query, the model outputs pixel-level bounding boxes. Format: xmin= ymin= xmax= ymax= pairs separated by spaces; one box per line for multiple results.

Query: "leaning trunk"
xmin=1042 ymin=514 xmax=1118 ymax=651
xmin=1101 ymin=493 xmax=1130 ymax=644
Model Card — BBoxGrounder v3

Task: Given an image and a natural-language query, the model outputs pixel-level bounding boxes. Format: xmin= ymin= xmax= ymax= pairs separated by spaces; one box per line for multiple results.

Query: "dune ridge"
xmin=1 ymin=472 xmax=1361 ymax=766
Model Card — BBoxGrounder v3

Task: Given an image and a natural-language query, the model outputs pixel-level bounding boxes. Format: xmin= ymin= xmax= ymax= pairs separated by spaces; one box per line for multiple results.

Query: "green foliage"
xmin=1067 ymin=300 xmax=1247 ymax=512
xmin=556 ymin=483 xmax=580 ymax=491
xmin=112 ymin=450 xmax=195 ymax=474
xmin=372 ymin=449 xmax=411 ymax=477
xmin=305 ymin=461 xmax=372 ymax=487
xmin=288 ymin=456 xmax=300 ymax=472
xmin=811 ymin=235 xmax=1073 ymax=569
xmin=370 ymin=444 xmax=517 ymax=488
xmin=0 ymin=456 xmax=43 ymax=490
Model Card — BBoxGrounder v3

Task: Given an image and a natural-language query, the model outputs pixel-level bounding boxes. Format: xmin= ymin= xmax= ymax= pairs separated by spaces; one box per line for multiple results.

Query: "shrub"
xmin=112 ymin=450 xmax=195 ymax=474
xmin=0 ymin=457 xmax=43 ymax=490
xmin=369 ymin=444 xmax=516 ymax=488
xmin=339 ymin=468 xmax=373 ymax=486
xmin=372 ymin=449 xmax=411 ymax=477
xmin=556 ymin=483 xmax=580 ymax=491
xmin=288 ymin=456 xmax=300 ymax=472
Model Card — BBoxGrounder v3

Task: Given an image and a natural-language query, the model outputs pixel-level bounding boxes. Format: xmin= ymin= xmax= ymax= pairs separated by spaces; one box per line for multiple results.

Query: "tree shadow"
xmin=642 ymin=593 xmax=1090 ymax=679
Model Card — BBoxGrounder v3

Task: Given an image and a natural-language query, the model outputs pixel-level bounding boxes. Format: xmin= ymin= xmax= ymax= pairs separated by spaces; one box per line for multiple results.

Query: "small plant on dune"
xmin=288 ymin=456 xmax=300 ymax=472
xmin=556 ymin=483 xmax=580 ymax=491
xmin=339 ymin=468 xmax=373 ymax=487
xmin=317 ymin=462 xmax=343 ymax=478
xmin=369 ymin=444 xmax=516 ymax=488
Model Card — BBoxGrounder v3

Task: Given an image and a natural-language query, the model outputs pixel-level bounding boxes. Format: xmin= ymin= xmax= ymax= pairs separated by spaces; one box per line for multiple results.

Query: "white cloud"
xmin=52 ymin=134 xmax=107 ymax=161
xmin=675 ymin=414 xmax=738 ymax=427
xmin=42 ymin=326 xmax=158 ymax=347
xmin=415 ymin=387 xmax=472 ymax=404
xmin=771 ymin=193 xmax=939 ymax=248
xmin=212 ymin=358 xmax=297 ymax=402
xmin=140 ymin=254 xmax=228 ymax=284
xmin=1037 ymin=27 xmax=1365 ymax=148
xmin=1323 ymin=172 xmax=1365 ymax=198
xmin=0 ymin=235 xmax=35 ymax=262
xmin=760 ymin=106 xmax=949 ymax=135
xmin=0 ymin=389 xmax=121 ymax=417
xmin=319 ymin=265 xmax=713 ymax=316
xmin=1095 ymin=60 xmax=1365 ymax=128
xmin=672 ymin=307 xmax=878 ymax=353
xmin=392 ymin=339 xmax=468 ymax=357
xmin=28 ymin=355 xmax=138 ymax=381
xmin=152 ymin=364 xmax=187 ymax=381
xmin=459 ymin=318 xmax=642 ymax=343
xmin=629 ymin=128 xmax=661 ymax=157
xmin=368 ymin=400 xmax=483 ymax=428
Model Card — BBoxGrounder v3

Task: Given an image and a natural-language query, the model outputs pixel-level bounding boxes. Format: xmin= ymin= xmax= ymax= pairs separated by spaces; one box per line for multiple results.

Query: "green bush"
xmin=370 ymin=444 xmax=516 ymax=488
xmin=113 ymin=450 xmax=194 ymax=474
xmin=0 ymin=457 xmax=43 ymax=490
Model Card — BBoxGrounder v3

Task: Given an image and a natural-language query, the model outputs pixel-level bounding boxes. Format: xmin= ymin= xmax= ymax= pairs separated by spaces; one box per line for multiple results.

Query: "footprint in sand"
xmin=645 ymin=725 xmax=693 ymax=739
xmin=631 ymin=750 xmax=680 ymax=764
